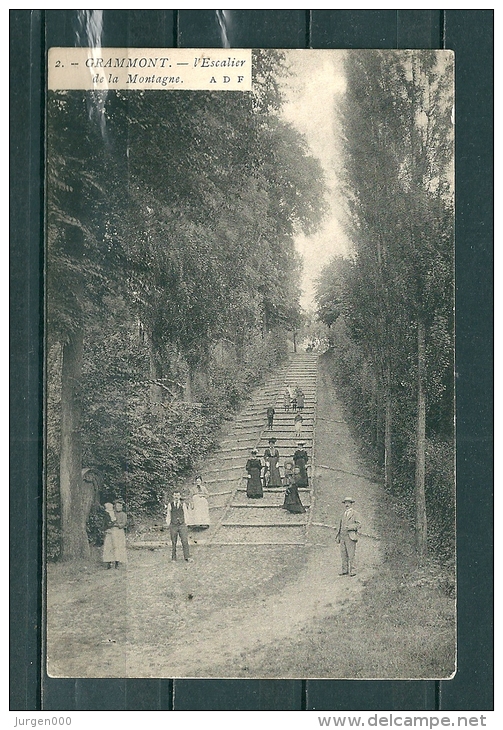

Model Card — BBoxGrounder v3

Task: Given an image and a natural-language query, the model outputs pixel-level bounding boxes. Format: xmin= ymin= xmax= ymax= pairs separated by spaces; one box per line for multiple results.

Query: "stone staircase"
xmin=205 ymin=352 xmax=318 ymax=546
xmin=131 ymin=353 xmax=319 ymax=548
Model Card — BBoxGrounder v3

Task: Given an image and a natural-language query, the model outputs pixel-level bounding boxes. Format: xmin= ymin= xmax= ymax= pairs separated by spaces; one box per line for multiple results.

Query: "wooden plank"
xmin=236 ymin=487 xmax=311 ymax=493
xmin=208 ymin=541 xmax=306 ymax=547
xmin=221 ymin=521 xmax=307 ymax=527
xmin=230 ymin=503 xmax=310 ymax=509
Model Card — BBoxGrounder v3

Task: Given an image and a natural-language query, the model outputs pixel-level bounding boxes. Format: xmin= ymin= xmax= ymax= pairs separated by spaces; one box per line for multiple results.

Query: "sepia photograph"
xmin=45 ymin=47 xmax=455 ymax=679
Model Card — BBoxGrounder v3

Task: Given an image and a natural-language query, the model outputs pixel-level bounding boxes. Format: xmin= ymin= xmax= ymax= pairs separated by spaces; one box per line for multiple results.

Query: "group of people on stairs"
xmin=282 ymin=385 xmax=306 ymax=413
xmin=245 ymin=438 xmax=309 ymax=514
xmin=266 ymin=385 xmax=307 ymax=433
xmin=98 ymin=366 xmax=314 ymax=565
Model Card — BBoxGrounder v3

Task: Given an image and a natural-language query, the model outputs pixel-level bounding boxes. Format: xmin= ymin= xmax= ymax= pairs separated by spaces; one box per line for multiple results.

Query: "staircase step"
xmin=230 ymin=500 xmax=311 ymax=509
xmin=221 ymin=521 xmax=307 ymax=527
xmin=236 ymin=487 xmax=311 ymax=493
xmin=208 ymin=541 xmax=306 ymax=546
xmin=189 ymin=354 xmax=318 ymax=546
xmin=211 ymin=525 xmax=306 ymax=544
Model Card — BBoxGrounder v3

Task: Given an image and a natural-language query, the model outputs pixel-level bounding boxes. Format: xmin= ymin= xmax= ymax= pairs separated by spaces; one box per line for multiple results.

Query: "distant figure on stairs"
xmin=283 ymin=388 xmax=291 ymax=412
xmin=245 ymin=449 xmax=263 ymax=499
xmin=283 ymin=466 xmax=306 ymax=514
xmin=282 ymin=459 xmax=294 ymax=487
xmin=186 ymin=475 xmax=210 ymax=529
xmin=293 ymin=441 xmax=309 ymax=487
xmin=294 ymin=412 xmax=303 ymax=438
xmin=296 ymin=388 xmax=305 ymax=411
xmin=264 ymin=437 xmax=282 ymax=487
xmin=266 ymin=405 xmax=275 ymax=429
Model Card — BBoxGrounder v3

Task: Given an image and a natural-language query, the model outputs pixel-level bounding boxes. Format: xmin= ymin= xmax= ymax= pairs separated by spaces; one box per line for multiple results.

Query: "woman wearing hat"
xmin=293 ymin=442 xmax=309 ymax=487
xmin=283 ymin=465 xmax=306 ymax=514
xmin=264 ymin=437 xmax=282 ymax=488
xmin=245 ymin=449 xmax=263 ymax=498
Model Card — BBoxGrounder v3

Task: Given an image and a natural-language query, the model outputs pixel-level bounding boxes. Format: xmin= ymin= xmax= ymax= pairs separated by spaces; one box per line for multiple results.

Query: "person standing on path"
xmin=166 ymin=491 xmax=193 ymax=561
xmin=264 ymin=437 xmax=282 ymax=488
xmin=335 ymin=497 xmax=361 ymax=576
xmin=266 ymin=405 xmax=275 ymax=429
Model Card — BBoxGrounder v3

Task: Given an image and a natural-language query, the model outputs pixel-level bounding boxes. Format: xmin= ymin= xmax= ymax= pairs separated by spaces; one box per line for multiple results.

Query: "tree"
xmin=47 ymin=52 xmax=327 ymax=559
xmin=47 ymin=92 xmax=120 ymax=559
xmin=315 ymin=256 xmax=349 ymax=329
xmin=109 ymin=53 xmax=325 ymax=392
xmin=337 ymin=51 xmax=454 ymax=558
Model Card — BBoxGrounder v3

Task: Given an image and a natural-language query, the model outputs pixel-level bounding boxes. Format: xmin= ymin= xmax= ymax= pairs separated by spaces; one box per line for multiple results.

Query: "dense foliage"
xmin=46 ymin=51 xmax=326 ymax=559
xmin=315 ymin=51 xmax=454 ymax=560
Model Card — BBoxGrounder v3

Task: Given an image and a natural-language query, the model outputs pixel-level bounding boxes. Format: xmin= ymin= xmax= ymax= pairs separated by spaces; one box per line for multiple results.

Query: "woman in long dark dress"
xmin=264 ymin=437 xmax=282 ymax=488
xmin=246 ymin=449 xmax=263 ymax=498
xmin=296 ymin=389 xmax=305 ymax=411
xmin=283 ymin=466 xmax=306 ymax=514
xmin=293 ymin=441 xmax=309 ymax=487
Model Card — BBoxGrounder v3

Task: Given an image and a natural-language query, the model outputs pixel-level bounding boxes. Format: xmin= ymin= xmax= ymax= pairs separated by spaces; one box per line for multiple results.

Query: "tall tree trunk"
xmin=415 ymin=317 xmax=428 ymax=559
xmin=193 ymin=366 xmax=209 ymax=392
xmin=383 ymin=363 xmax=393 ymax=490
xmin=262 ymin=302 xmax=268 ymax=338
xmin=59 ymin=330 xmax=90 ymax=560
xmin=372 ymin=376 xmax=380 ymax=451
xmin=293 ymin=330 xmax=297 ymax=353
xmin=183 ymin=367 xmax=193 ymax=403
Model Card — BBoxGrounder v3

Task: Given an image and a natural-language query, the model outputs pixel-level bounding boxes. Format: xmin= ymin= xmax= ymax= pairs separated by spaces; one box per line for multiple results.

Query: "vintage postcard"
xmin=45 ymin=47 xmax=455 ymax=679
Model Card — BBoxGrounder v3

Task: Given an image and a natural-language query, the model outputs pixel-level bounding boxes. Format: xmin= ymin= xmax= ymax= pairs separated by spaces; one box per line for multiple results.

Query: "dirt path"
xmin=48 ymin=355 xmax=451 ymax=679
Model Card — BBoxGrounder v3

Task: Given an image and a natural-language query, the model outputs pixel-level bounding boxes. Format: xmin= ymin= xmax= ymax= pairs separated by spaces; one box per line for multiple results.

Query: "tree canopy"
xmin=316 ymin=51 xmax=454 ymax=559
xmin=46 ymin=50 xmax=326 ymax=559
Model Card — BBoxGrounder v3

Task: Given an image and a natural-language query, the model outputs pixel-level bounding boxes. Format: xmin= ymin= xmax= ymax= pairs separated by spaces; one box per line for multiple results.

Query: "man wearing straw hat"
xmin=335 ymin=497 xmax=361 ymax=576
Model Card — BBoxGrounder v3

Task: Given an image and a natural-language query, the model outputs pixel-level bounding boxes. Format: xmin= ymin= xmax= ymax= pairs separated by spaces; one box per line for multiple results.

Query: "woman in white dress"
xmin=102 ymin=500 xmax=128 ymax=568
xmin=186 ymin=475 xmax=211 ymax=529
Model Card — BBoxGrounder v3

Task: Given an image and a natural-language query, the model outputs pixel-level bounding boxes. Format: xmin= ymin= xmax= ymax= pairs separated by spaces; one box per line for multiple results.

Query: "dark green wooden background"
xmin=10 ymin=9 xmax=493 ymax=711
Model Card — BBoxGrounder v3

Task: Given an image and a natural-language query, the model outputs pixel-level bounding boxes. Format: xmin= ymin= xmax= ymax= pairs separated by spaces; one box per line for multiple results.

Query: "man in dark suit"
xmin=166 ymin=490 xmax=193 ymax=562
xmin=335 ymin=497 xmax=361 ymax=576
